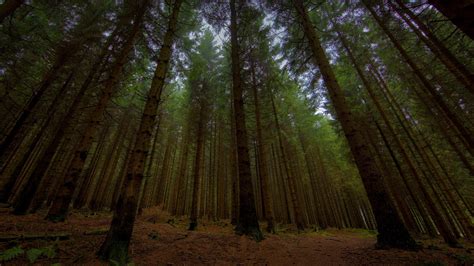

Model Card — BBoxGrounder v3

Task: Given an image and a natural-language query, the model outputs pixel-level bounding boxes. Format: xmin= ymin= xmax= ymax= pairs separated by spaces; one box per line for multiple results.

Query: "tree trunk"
xmin=250 ymin=61 xmax=275 ymax=233
xmin=14 ymin=42 xmax=113 ymax=213
xmin=189 ymin=101 xmax=206 ymax=230
xmin=230 ymin=0 xmax=262 ymax=241
xmin=11 ymin=71 xmax=75 ymax=214
xmin=293 ymin=0 xmax=416 ymax=249
xmin=97 ymin=0 xmax=181 ymax=262
xmin=337 ymin=30 xmax=460 ymax=246
xmin=0 ymin=41 xmax=77 ymax=183
xmin=427 ymin=0 xmax=474 ymax=40
xmin=0 ymin=0 xmax=24 ymax=23
xmin=270 ymin=93 xmax=304 ymax=231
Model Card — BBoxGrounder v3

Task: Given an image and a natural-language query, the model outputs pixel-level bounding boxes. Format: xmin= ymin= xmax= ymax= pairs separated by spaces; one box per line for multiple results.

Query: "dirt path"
xmin=0 ymin=208 xmax=472 ymax=265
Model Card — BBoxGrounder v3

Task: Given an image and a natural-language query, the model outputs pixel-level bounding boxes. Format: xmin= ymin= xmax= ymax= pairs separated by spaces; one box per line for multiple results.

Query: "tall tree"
xmin=291 ymin=0 xmax=416 ymax=249
xmin=0 ymin=0 xmax=24 ymax=23
xmin=229 ymin=0 xmax=263 ymax=240
xmin=45 ymin=0 xmax=149 ymax=222
xmin=98 ymin=0 xmax=183 ymax=262
xmin=427 ymin=0 xmax=474 ymax=40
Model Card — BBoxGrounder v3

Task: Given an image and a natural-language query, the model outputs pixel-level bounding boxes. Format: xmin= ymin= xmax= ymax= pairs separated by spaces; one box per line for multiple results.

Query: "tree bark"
xmin=293 ymin=0 xmax=416 ymax=249
xmin=230 ymin=0 xmax=262 ymax=241
xmin=337 ymin=30 xmax=459 ymax=246
xmin=428 ymin=0 xmax=474 ymax=40
xmin=189 ymin=99 xmax=206 ymax=230
xmin=250 ymin=61 xmax=275 ymax=233
xmin=0 ymin=0 xmax=24 ymax=23
xmin=97 ymin=0 xmax=181 ymax=262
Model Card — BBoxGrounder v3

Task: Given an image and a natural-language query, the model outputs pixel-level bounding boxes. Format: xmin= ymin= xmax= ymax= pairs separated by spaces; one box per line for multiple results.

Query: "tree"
xmin=45 ymin=0 xmax=150 ymax=222
xmin=97 ymin=0 xmax=183 ymax=262
xmin=291 ymin=0 xmax=417 ymax=249
xmin=0 ymin=0 xmax=24 ymax=23
xmin=427 ymin=0 xmax=474 ymax=40
xmin=229 ymin=0 xmax=263 ymax=241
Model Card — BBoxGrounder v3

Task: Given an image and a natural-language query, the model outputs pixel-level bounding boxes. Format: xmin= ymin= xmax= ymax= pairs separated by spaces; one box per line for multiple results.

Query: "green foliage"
xmin=26 ymin=248 xmax=44 ymax=263
xmin=0 ymin=245 xmax=56 ymax=263
xmin=0 ymin=246 xmax=24 ymax=262
xmin=26 ymin=245 xmax=56 ymax=263
xmin=110 ymin=259 xmax=135 ymax=266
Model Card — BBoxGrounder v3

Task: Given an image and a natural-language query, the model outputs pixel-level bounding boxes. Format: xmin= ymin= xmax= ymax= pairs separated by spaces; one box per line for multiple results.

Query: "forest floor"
xmin=0 ymin=207 xmax=473 ymax=265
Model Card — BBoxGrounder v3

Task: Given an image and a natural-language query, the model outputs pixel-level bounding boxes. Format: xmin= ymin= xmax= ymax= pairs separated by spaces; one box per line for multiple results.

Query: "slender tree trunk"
xmin=174 ymin=123 xmax=191 ymax=215
xmin=230 ymin=101 xmax=239 ymax=225
xmin=97 ymin=0 xmax=181 ymax=262
xmin=293 ymin=0 xmax=416 ymax=249
xmin=0 ymin=42 xmax=77 ymax=182
xmin=251 ymin=61 xmax=275 ymax=233
xmin=270 ymin=93 xmax=304 ymax=231
xmin=189 ymin=103 xmax=206 ymax=230
xmin=90 ymin=112 xmax=131 ymax=210
xmin=11 ymin=71 xmax=75 ymax=214
xmin=14 ymin=42 xmax=113 ymax=212
xmin=230 ymin=0 xmax=262 ymax=241
xmin=154 ymin=128 xmax=174 ymax=206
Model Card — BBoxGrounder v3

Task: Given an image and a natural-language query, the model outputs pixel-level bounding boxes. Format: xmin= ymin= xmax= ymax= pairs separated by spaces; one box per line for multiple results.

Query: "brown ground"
xmin=0 ymin=207 xmax=472 ymax=265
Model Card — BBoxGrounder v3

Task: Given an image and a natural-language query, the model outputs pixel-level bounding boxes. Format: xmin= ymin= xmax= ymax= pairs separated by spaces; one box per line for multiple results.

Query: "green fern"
xmin=26 ymin=248 xmax=44 ymax=263
xmin=43 ymin=245 xmax=56 ymax=258
xmin=0 ymin=246 xmax=25 ymax=262
xmin=109 ymin=259 xmax=135 ymax=266
xmin=26 ymin=245 xmax=57 ymax=263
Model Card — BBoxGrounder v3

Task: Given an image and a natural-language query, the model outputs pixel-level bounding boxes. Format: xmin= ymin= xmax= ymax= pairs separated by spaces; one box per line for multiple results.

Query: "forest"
xmin=0 ymin=0 xmax=473 ymax=265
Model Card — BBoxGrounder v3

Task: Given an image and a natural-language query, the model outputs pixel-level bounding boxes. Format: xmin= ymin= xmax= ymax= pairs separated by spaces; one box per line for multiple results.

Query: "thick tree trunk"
xmin=428 ymin=0 xmax=474 ymax=40
xmin=97 ymin=0 xmax=181 ymax=263
xmin=230 ymin=0 xmax=262 ymax=241
xmin=337 ymin=31 xmax=460 ymax=246
xmin=0 ymin=0 xmax=24 ymax=23
xmin=293 ymin=0 xmax=416 ymax=249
